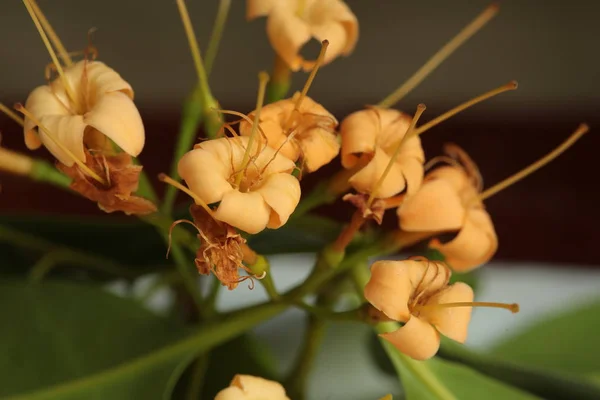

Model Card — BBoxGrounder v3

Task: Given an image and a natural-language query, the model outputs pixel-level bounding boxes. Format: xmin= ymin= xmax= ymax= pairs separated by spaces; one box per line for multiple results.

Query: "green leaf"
xmin=490 ymin=298 xmax=600 ymax=374
xmin=0 ymin=277 xmax=188 ymax=399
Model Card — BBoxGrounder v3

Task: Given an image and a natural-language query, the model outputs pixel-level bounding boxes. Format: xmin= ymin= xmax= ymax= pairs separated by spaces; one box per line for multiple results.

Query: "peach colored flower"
xmin=178 ymin=136 xmax=301 ymax=234
xmin=397 ymin=163 xmax=497 ymax=272
xmin=341 ymin=108 xmax=425 ymax=198
xmin=215 ymin=375 xmax=290 ymax=400
xmin=364 ymin=259 xmax=473 ymax=361
xmin=239 ymin=92 xmax=338 ymax=172
xmin=247 ymin=0 xmax=358 ymax=71
xmin=23 ymin=60 xmax=144 ymax=167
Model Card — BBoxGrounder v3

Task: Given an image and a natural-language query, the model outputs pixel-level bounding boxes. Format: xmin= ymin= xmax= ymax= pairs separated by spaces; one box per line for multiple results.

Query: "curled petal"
xmin=84 ymin=92 xmax=144 ymax=157
xmin=38 ymin=115 xmax=87 ymax=166
xmin=421 ymin=282 xmax=474 ymax=343
xmin=256 ymin=173 xmax=301 ymax=229
xmin=246 ymin=0 xmax=279 ymax=20
xmin=430 ymin=208 xmax=498 ymax=272
xmin=215 ymin=374 xmax=290 ymax=400
xmin=23 ymin=85 xmax=70 ymax=149
xmin=266 ymin=4 xmax=312 ymax=72
xmin=84 ymin=61 xmax=134 ymax=99
xmin=299 ymin=129 xmax=340 ymax=172
xmin=380 ymin=316 xmax=440 ymax=361
xmin=178 ymin=146 xmax=234 ymax=205
xmin=349 ymin=150 xmax=405 ymax=198
xmin=214 ymin=190 xmax=271 ymax=234
xmin=398 ymin=179 xmax=466 ymax=232
xmin=365 ymin=260 xmax=413 ymax=322
xmin=307 ymin=0 xmax=358 ymax=59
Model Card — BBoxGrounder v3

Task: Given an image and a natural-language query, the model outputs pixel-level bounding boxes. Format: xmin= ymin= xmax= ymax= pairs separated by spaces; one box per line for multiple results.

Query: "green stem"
xmin=30 ymin=160 xmax=71 ymax=188
xmin=185 ymin=354 xmax=211 ymax=400
xmin=294 ymin=302 xmax=364 ymax=322
xmin=378 ymin=330 xmax=457 ymax=400
xmin=437 ymin=338 xmax=600 ymax=400
xmin=11 ymin=301 xmax=287 ymax=400
xmin=203 ymin=276 xmax=222 ymax=315
xmin=204 ymin=0 xmax=231 ymax=76
xmin=291 ymin=182 xmax=338 ymax=220
xmin=285 ymin=316 xmax=326 ymax=400
xmin=266 ymin=54 xmax=292 ymax=103
xmin=0 ymin=225 xmax=140 ymax=281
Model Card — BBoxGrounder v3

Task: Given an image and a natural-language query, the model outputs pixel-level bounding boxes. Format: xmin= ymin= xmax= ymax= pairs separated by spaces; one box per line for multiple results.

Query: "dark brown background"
xmin=0 ymin=0 xmax=598 ymax=264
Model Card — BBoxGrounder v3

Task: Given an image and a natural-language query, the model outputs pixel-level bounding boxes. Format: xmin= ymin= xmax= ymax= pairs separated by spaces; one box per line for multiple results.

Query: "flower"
xmin=178 ymin=136 xmax=301 ymax=234
xmin=23 ymin=60 xmax=144 ymax=167
xmin=239 ymin=92 xmax=339 ymax=172
xmin=397 ymin=154 xmax=497 ymax=272
xmin=364 ymin=259 xmax=473 ymax=360
xmin=247 ymin=0 xmax=358 ymax=71
xmin=215 ymin=375 xmax=290 ymax=400
xmin=340 ymin=107 xmax=425 ymax=199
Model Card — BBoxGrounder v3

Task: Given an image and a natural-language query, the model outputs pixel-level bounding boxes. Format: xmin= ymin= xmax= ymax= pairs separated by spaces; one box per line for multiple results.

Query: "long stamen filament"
xmin=158 ymin=173 xmax=216 ymax=218
xmin=235 ymin=72 xmax=270 ymax=188
xmin=204 ymin=0 xmax=231 ymax=76
xmin=176 ymin=0 xmax=211 ymax=99
xmin=282 ymin=40 xmax=329 ymax=131
xmin=23 ymin=0 xmax=80 ymax=112
xmin=367 ymin=104 xmax=426 ymax=206
xmin=28 ymin=0 xmax=73 ymax=66
xmin=0 ymin=103 xmax=25 ymax=126
xmin=478 ymin=123 xmax=589 ymax=202
xmin=15 ymin=104 xmax=106 ymax=186
xmin=417 ymin=301 xmax=519 ymax=313
xmin=414 ymin=80 xmax=517 ymax=137
xmin=377 ymin=3 xmax=500 ymax=108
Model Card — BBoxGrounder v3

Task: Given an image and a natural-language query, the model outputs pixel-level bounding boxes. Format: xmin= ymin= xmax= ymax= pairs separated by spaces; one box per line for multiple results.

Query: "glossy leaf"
xmin=490 ymin=298 xmax=600 ymax=374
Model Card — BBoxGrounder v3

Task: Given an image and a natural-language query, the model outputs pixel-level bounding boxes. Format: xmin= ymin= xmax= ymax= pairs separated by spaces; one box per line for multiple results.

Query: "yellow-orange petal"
xmin=365 ymin=260 xmax=413 ymax=322
xmin=398 ymin=179 xmax=466 ymax=232
xmin=215 ymin=374 xmax=290 ymax=400
xmin=23 ymin=85 xmax=70 ymax=150
xmin=37 ymin=115 xmax=87 ymax=166
xmin=246 ymin=0 xmax=278 ymax=20
xmin=421 ymin=282 xmax=474 ymax=343
xmin=266 ymin=4 xmax=312 ymax=72
xmin=178 ymin=146 xmax=234 ymax=205
xmin=83 ymin=61 xmax=134 ymax=99
xmin=214 ymin=190 xmax=272 ymax=234
xmin=299 ymin=129 xmax=340 ymax=172
xmin=430 ymin=208 xmax=498 ymax=272
xmin=380 ymin=316 xmax=441 ymax=361
xmin=84 ymin=91 xmax=144 ymax=157
xmin=349 ymin=149 xmax=406 ymax=198
xmin=256 ymin=173 xmax=301 ymax=229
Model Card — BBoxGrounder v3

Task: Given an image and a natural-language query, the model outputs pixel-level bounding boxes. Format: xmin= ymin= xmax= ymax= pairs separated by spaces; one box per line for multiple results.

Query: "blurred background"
xmin=0 ymin=0 xmax=598 ymax=264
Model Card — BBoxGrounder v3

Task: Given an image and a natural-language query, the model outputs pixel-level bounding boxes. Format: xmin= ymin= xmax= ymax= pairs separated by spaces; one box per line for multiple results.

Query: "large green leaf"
xmin=490 ymin=298 xmax=600 ymax=374
xmin=0 ymin=278 xmax=189 ymax=399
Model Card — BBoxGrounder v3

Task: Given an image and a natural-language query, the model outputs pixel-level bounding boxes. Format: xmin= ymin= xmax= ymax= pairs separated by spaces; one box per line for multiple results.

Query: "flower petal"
xmin=84 ymin=91 xmax=144 ymax=157
xmin=23 ymin=85 xmax=71 ymax=150
xmin=421 ymin=282 xmax=474 ymax=343
xmin=365 ymin=260 xmax=413 ymax=322
xmin=214 ymin=190 xmax=271 ymax=234
xmin=299 ymin=129 xmax=340 ymax=172
xmin=215 ymin=374 xmax=290 ymax=400
xmin=85 ymin=61 xmax=134 ymax=99
xmin=380 ymin=316 xmax=441 ymax=361
xmin=256 ymin=173 xmax=301 ymax=229
xmin=430 ymin=208 xmax=498 ymax=272
xmin=246 ymin=0 xmax=279 ymax=20
xmin=266 ymin=3 xmax=312 ymax=72
xmin=398 ymin=179 xmax=466 ymax=232
xmin=37 ymin=115 xmax=87 ymax=166
xmin=349 ymin=148 xmax=406 ymax=198
xmin=178 ymin=146 xmax=234 ymax=205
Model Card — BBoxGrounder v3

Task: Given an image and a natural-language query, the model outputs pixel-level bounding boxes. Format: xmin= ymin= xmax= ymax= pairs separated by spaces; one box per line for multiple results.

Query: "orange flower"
xmin=247 ymin=0 xmax=358 ymax=71
xmin=215 ymin=375 xmax=290 ymax=400
xmin=178 ymin=136 xmax=300 ymax=234
xmin=23 ymin=60 xmax=144 ymax=167
xmin=397 ymin=159 xmax=497 ymax=272
xmin=340 ymin=108 xmax=425 ymax=199
xmin=364 ymin=259 xmax=473 ymax=361
xmin=239 ymin=92 xmax=338 ymax=172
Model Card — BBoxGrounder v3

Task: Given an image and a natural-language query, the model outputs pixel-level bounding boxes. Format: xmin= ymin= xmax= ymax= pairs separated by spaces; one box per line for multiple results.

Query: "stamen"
xmin=158 ymin=173 xmax=216 ymax=219
xmin=15 ymin=104 xmax=107 ymax=186
xmin=176 ymin=0 xmax=211 ymax=95
xmin=367 ymin=104 xmax=426 ymax=207
xmin=478 ymin=123 xmax=589 ymax=202
xmin=413 ymin=80 xmax=517 ymax=137
xmin=377 ymin=3 xmax=500 ymax=108
xmin=23 ymin=0 xmax=80 ymax=112
xmin=234 ymin=72 xmax=269 ymax=188
xmin=0 ymin=103 xmax=25 ymax=127
xmin=212 ymin=109 xmax=269 ymax=141
xmin=290 ymin=40 xmax=329 ymax=117
xmin=416 ymin=301 xmax=520 ymax=313
xmin=27 ymin=0 xmax=73 ymax=66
